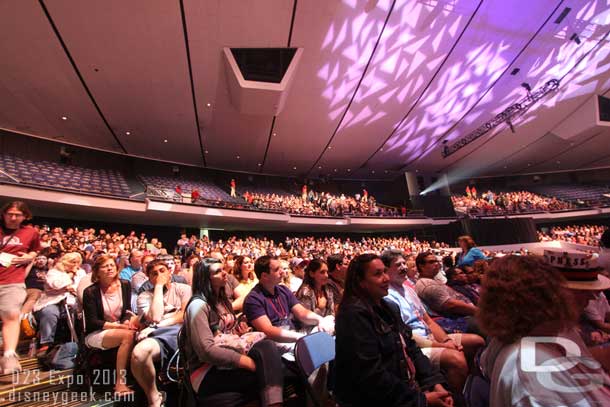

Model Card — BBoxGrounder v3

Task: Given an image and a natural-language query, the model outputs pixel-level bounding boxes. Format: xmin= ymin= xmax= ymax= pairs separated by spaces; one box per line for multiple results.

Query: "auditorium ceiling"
xmin=1 ymin=0 xmax=610 ymax=180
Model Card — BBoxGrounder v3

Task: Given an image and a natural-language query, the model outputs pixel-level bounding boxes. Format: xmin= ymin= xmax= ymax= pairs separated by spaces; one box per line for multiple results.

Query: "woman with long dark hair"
xmin=335 ymin=253 xmax=452 ymax=407
xmin=296 ymin=258 xmax=337 ymax=317
xmin=231 ymin=255 xmax=257 ymax=312
xmin=183 ymin=258 xmax=283 ymax=406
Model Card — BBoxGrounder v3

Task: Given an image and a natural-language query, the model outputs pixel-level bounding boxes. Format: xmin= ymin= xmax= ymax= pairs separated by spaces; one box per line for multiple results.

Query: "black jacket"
xmin=335 ymin=298 xmax=446 ymax=406
xmin=83 ymin=280 xmax=132 ymax=334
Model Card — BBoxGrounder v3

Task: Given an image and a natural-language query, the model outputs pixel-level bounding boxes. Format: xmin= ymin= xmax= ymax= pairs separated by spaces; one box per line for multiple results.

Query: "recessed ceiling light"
xmin=163 ymin=139 xmax=168 ymax=143
xmin=327 ymin=146 xmax=332 ymax=150
xmin=273 ymin=133 xmax=277 ymax=137
xmin=318 ymin=166 xmax=322 ymax=169
xmin=257 ymin=163 xmax=262 ymax=166
xmin=379 ymin=147 xmax=383 ymax=152
xmin=556 ymin=160 xmax=561 ymax=164
xmin=125 ymin=131 xmax=130 ymax=135
xmin=527 ymin=163 xmax=531 ymax=166
xmin=293 ymin=166 xmax=297 ymax=170
xmin=61 ymin=116 xmax=68 ymax=120
xmin=384 ymin=170 xmax=389 ymax=174
xmin=236 ymin=155 xmax=240 ymax=159
xmin=204 ymin=150 xmax=209 ymax=154
xmin=334 ymin=169 xmax=338 ymax=172
xmin=347 ymin=169 xmax=351 ymax=172
xmin=415 ymin=170 xmax=419 ymax=173
xmin=206 ymin=103 xmax=211 ymax=107
xmin=371 ymin=170 xmax=375 ymax=174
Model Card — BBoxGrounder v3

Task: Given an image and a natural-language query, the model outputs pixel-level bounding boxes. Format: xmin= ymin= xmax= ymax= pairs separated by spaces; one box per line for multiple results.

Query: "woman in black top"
xmin=335 ymin=253 xmax=453 ymax=407
xmin=83 ymin=254 xmax=138 ymax=396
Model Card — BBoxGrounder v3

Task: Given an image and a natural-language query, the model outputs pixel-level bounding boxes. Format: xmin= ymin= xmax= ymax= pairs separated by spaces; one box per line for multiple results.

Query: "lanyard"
xmin=266 ymin=295 xmax=287 ymax=320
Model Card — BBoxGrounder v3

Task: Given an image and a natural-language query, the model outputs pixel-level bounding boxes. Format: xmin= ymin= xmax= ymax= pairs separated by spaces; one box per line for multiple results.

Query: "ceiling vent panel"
xmin=223 ymin=47 xmax=303 ymax=116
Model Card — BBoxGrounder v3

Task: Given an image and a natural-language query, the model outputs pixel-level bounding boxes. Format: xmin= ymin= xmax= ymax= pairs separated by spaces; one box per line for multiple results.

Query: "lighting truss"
xmin=442 ymin=78 xmax=560 ymax=158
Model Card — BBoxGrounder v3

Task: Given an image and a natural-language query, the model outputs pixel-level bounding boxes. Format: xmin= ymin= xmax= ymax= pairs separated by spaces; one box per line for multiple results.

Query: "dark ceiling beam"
xmin=356 ymin=0 xmax=484 ymax=173
xmin=305 ymin=0 xmax=398 ymax=175
xmin=38 ymin=0 xmax=127 ymax=154
xmin=179 ymin=0 xmax=207 ymax=167
xmin=259 ymin=0 xmax=297 ymax=173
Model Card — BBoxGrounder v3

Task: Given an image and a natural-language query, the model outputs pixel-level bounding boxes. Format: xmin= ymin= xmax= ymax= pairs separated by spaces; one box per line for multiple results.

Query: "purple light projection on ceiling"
xmin=314 ymin=0 xmax=480 ymax=173
xmin=383 ymin=0 xmax=610 ymax=173
xmin=313 ymin=0 xmax=610 ymax=177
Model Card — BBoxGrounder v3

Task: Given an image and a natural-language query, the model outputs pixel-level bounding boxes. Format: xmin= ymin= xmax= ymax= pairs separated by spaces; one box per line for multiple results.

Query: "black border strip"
xmin=404 ymin=0 xmax=565 ymax=172
xmin=39 ymin=0 xmax=127 ymax=154
xmin=306 ymin=0 xmax=397 ymax=174
xmin=259 ymin=116 xmax=276 ymax=172
xmin=287 ymin=0 xmax=298 ymax=47
xmin=439 ymin=22 xmax=610 ymax=174
xmin=356 ymin=0 xmax=484 ymax=171
xmin=179 ymin=0 xmax=207 ymax=167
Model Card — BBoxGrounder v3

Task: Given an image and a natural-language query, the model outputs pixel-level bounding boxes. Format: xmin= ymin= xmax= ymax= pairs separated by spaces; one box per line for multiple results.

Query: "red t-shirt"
xmin=0 ymin=225 xmax=41 ymax=285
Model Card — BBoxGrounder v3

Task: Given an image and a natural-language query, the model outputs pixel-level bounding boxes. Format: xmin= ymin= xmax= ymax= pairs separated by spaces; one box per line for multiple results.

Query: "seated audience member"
xmin=21 ymin=255 xmax=49 ymax=316
xmin=289 ymin=258 xmax=307 ymax=286
xmin=415 ymin=252 xmax=478 ymax=318
xmin=445 ymin=266 xmax=480 ymax=305
xmin=243 ymin=256 xmax=334 ymax=355
xmin=83 ymin=255 xmax=138 ymax=396
xmin=232 ymin=256 xmax=258 ymax=312
xmin=584 ymin=291 xmax=610 ymax=335
xmin=478 ymin=255 xmax=610 ymax=406
xmin=382 ymin=249 xmax=484 ymax=394
xmin=183 ymin=258 xmax=283 ymax=406
xmin=130 ymin=254 xmax=155 ymax=294
xmin=137 ymin=255 xmax=187 ymax=294
xmin=326 ymin=253 xmax=349 ymax=304
xmin=33 ymin=252 xmax=86 ymax=355
xmin=455 ymin=235 xmax=486 ymax=269
xmin=280 ymin=258 xmax=301 ymax=292
xmin=295 ymin=259 xmax=337 ymax=318
xmin=178 ymin=254 xmax=200 ymax=286
xmin=119 ymin=250 xmax=143 ymax=281
xmin=132 ymin=259 xmax=192 ymax=407
xmin=335 ymin=254 xmax=453 ymax=406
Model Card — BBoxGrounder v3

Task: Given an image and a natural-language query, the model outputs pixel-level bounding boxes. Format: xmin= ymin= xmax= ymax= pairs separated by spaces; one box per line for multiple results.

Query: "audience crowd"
xmin=538 ymin=224 xmax=608 ymax=246
xmin=3 ymin=199 xmax=610 ymax=406
xmin=243 ymin=189 xmax=403 ymax=217
xmin=452 ymin=189 xmax=574 ymax=215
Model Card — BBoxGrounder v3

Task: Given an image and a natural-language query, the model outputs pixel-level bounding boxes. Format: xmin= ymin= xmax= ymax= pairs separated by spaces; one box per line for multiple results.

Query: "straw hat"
xmin=544 ymin=249 xmax=610 ymax=291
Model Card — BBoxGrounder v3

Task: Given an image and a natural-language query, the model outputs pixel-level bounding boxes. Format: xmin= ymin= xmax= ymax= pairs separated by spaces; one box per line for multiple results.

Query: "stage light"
xmin=570 ymin=33 xmax=581 ymax=45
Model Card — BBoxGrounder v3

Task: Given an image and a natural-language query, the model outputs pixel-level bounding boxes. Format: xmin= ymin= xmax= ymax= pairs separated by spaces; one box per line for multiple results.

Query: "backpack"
xmin=41 ymin=342 xmax=78 ymax=370
xmin=40 ymin=300 xmax=79 ymax=370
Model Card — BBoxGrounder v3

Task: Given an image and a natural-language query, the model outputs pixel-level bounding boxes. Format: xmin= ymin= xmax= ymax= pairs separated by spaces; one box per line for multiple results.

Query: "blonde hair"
xmin=57 ymin=252 xmax=82 ymax=271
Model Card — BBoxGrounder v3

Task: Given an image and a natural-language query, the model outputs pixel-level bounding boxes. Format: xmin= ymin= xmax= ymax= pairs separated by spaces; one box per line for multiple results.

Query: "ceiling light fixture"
xmin=61 ymin=116 xmax=68 ymax=120
xmin=293 ymin=166 xmax=297 ymax=170
xmin=327 ymin=146 xmax=332 ymax=150
xmin=273 ymin=133 xmax=277 ymax=137
xmin=318 ymin=166 xmax=322 ymax=169
xmin=125 ymin=131 xmax=130 ymax=135
xmin=347 ymin=169 xmax=351 ymax=172
xmin=164 ymin=139 xmax=168 ymax=143
xmin=257 ymin=163 xmax=262 ymax=166
xmin=570 ymin=33 xmax=581 ymax=45
xmin=206 ymin=103 xmax=212 ymax=107
xmin=236 ymin=155 xmax=240 ymax=159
